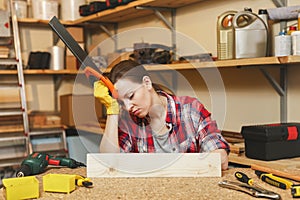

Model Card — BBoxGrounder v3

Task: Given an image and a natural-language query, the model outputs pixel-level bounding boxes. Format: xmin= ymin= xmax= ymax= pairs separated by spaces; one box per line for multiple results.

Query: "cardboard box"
xmin=60 ymin=94 xmax=103 ymax=127
xmin=65 ymin=56 xmax=79 ymax=70
xmin=66 ymin=27 xmax=84 ymax=42
xmin=29 ymin=111 xmax=61 ymax=128
xmin=66 ymin=42 xmax=85 ymax=56
xmin=241 ymin=123 xmax=300 ymax=161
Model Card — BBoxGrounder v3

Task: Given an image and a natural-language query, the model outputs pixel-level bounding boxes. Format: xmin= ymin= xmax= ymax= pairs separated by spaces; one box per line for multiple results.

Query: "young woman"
xmin=94 ymin=59 xmax=230 ymax=170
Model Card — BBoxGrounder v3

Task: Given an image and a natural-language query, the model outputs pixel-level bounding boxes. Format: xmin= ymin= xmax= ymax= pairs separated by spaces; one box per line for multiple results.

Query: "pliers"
xmin=218 ymin=180 xmax=281 ymax=199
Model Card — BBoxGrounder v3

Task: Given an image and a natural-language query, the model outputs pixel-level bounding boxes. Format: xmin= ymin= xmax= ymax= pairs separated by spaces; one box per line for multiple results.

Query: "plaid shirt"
xmin=118 ymin=91 xmax=230 ymax=153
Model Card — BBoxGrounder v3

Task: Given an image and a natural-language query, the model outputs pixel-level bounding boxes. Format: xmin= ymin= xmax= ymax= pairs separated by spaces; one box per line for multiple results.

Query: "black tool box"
xmin=241 ymin=123 xmax=300 ymax=161
xmin=79 ymin=0 xmax=135 ymax=16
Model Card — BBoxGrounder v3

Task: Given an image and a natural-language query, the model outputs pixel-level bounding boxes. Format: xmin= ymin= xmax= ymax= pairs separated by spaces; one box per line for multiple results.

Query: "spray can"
xmin=274 ymin=30 xmax=291 ymax=56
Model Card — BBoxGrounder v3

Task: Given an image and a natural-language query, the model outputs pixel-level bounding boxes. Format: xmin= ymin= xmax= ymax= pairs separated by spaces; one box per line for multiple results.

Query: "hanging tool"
xmin=48 ymin=16 xmax=118 ymax=98
xmin=16 ymin=152 xmax=86 ymax=177
xmin=218 ymin=180 xmax=281 ymax=199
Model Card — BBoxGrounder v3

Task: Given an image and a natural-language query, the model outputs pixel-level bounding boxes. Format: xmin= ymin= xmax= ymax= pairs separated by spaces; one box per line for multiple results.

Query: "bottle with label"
xmin=274 ymin=30 xmax=292 ymax=56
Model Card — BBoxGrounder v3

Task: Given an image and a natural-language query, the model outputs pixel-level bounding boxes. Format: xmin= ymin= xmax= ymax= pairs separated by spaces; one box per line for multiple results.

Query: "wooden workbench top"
xmin=1 ymin=167 xmax=296 ymax=199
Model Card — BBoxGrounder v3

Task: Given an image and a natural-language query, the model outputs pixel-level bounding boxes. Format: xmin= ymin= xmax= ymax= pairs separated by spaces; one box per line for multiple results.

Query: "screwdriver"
xmin=255 ymin=170 xmax=294 ymax=190
xmin=235 ymin=171 xmax=255 ymax=185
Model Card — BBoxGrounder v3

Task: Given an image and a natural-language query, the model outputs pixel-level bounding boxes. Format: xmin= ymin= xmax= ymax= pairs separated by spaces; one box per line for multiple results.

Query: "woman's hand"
xmin=212 ymin=149 xmax=229 ymax=170
xmin=94 ymin=81 xmax=119 ymax=115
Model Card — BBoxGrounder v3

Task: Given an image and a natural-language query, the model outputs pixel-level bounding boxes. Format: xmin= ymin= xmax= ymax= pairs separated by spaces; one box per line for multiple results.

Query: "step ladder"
xmin=0 ymin=0 xmax=29 ymax=167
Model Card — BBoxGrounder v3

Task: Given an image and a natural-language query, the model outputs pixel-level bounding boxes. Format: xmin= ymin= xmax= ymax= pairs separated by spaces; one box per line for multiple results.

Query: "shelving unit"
xmin=0 ymin=0 xmax=297 ymax=167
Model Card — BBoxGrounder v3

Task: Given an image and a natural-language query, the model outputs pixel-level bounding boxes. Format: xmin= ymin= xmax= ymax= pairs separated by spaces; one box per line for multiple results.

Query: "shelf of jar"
xmin=17 ymin=0 xmax=201 ymax=25
xmin=0 ymin=69 xmax=80 ymax=75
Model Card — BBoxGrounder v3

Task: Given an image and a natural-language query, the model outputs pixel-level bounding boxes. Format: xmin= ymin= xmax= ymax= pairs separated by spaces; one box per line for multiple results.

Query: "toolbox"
xmin=241 ymin=123 xmax=300 ymax=161
xmin=79 ymin=0 xmax=135 ymax=16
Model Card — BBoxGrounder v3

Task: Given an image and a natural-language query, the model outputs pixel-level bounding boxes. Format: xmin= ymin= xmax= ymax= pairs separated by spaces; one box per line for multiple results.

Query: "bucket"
xmin=48 ymin=46 xmax=65 ymax=70
xmin=13 ymin=0 xmax=27 ymax=18
xmin=32 ymin=0 xmax=58 ymax=20
xmin=61 ymin=0 xmax=85 ymax=21
xmin=233 ymin=11 xmax=268 ymax=59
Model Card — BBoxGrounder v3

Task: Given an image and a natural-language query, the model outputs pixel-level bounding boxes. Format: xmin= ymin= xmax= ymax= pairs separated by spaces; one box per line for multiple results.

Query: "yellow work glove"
xmin=94 ymin=80 xmax=119 ymax=115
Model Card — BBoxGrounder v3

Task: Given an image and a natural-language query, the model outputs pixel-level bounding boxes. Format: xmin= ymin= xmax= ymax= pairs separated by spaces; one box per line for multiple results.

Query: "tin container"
xmin=217 ymin=11 xmax=237 ymax=60
xmin=48 ymin=46 xmax=65 ymax=70
xmin=13 ymin=0 xmax=27 ymax=18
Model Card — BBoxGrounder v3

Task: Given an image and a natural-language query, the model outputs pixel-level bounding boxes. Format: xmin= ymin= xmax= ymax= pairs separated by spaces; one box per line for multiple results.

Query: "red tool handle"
xmin=84 ymin=66 xmax=118 ymax=99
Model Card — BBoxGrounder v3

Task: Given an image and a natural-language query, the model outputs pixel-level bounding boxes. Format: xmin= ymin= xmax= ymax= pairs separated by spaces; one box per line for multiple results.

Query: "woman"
xmin=94 ymin=59 xmax=230 ymax=170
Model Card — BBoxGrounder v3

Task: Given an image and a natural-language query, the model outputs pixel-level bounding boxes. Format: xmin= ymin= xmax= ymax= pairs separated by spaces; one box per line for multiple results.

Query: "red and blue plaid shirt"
xmin=118 ymin=91 xmax=230 ymax=153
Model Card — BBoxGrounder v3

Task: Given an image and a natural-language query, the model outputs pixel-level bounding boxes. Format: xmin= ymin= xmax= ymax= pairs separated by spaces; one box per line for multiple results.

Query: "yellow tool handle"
xmin=255 ymin=170 xmax=294 ymax=189
xmin=84 ymin=66 xmax=118 ymax=99
xmin=235 ymin=171 xmax=254 ymax=185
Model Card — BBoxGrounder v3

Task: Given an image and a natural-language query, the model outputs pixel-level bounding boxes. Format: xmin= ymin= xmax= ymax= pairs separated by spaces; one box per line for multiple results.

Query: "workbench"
xmin=1 ymin=167 xmax=297 ymax=199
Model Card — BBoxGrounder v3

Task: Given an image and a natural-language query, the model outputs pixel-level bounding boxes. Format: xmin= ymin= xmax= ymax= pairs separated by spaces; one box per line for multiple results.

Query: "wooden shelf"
xmin=1 ymin=56 xmax=300 ymax=75
xmin=146 ymin=55 xmax=300 ymax=71
xmin=18 ymin=0 xmax=201 ymax=25
xmin=0 ymin=69 xmax=80 ymax=75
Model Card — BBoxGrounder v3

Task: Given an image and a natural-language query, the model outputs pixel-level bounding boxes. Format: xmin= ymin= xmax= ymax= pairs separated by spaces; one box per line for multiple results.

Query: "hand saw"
xmin=48 ymin=16 xmax=118 ymax=98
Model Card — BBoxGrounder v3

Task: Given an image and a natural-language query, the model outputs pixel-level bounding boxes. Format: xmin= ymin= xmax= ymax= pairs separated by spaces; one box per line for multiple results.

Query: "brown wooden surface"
xmin=229 ymin=152 xmax=300 ymax=173
xmin=0 ymin=167 xmax=295 ymax=199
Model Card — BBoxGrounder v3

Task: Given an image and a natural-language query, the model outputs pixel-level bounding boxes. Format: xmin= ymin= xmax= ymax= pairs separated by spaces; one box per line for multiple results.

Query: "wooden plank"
xmin=87 ymin=153 xmax=221 ymax=178
xmin=229 ymin=152 xmax=300 ymax=173
xmin=0 ymin=125 xmax=23 ymax=133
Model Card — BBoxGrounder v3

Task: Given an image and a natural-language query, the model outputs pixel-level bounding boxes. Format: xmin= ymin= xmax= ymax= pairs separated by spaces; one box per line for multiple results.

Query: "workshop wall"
xmin=19 ymin=0 xmax=300 ymax=132
xmin=89 ymin=0 xmax=300 ymax=131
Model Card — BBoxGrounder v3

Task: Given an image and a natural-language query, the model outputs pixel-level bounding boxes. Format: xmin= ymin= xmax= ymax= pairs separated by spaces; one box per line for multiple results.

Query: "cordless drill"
xmin=16 ymin=152 xmax=86 ymax=177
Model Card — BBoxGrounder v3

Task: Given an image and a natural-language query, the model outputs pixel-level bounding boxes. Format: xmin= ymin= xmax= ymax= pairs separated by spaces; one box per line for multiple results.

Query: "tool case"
xmin=241 ymin=123 xmax=300 ymax=161
xmin=79 ymin=0 xmax=135 ymax=16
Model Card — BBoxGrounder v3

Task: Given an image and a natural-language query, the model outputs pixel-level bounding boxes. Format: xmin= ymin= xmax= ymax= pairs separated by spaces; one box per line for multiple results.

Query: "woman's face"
xmin=115 ymin=76 xmax=152 ymax=118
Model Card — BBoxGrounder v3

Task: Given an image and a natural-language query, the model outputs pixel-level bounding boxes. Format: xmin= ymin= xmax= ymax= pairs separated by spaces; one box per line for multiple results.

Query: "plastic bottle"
xmin=287 ymin=26 xmax=297 ymax=35
xmin=274 ymin=30 xmax=292 ymax=56
xmin=258 ymin=9 xmax=269 ymax=29
xmin=298 ymin=12 xmax=300 ymax=31
xmin=291 ymin=31 xmax=300 ymax=55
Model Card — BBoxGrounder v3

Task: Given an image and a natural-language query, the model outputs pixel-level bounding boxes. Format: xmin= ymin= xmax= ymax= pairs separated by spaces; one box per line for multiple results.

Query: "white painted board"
xmin=87 ymin=153 xmax=221 ymax=178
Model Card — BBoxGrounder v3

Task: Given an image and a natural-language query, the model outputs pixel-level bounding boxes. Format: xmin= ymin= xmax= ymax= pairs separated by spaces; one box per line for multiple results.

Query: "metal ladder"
xmin=0 ymin=0 xmax=29 ymax=167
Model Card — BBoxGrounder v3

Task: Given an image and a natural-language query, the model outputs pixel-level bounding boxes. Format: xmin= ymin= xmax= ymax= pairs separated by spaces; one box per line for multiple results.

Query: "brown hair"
xmin=108 ymin=59 xmax=174 ymax=95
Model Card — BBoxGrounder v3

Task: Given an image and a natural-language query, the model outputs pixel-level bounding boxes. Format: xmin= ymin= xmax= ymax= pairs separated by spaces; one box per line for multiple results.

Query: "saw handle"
xmin=84 ymin=66 xmax=118 ymax=99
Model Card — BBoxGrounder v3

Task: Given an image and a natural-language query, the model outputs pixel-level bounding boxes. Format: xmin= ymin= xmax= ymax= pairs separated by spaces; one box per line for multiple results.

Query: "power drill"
xmin=16 ymin=152 xmax=86 ymax=177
